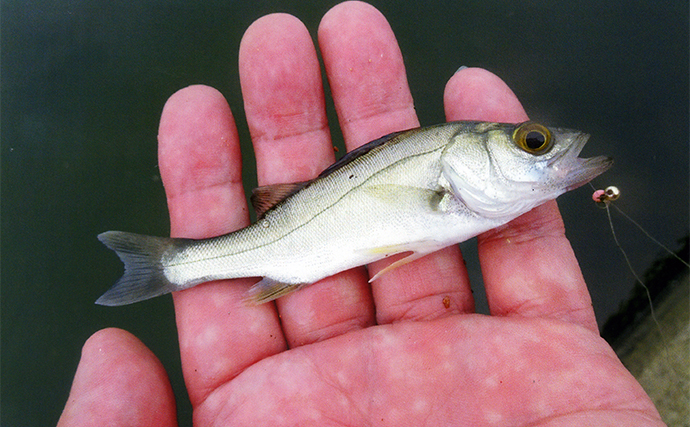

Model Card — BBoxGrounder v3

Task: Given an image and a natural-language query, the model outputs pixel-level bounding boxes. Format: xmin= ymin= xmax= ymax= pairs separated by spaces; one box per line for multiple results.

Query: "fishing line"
xmin=608 ymin=203 xmax=689 ymax=269
xmin=590 ymin=183 xmax=686 ymax=379
xmin=591 ymin=184 xmax=663 ymax=342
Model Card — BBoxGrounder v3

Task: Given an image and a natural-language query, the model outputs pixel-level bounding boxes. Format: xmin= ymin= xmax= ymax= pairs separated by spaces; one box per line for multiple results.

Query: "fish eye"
xmin=513 ymin=122 xmax=553 ymax=154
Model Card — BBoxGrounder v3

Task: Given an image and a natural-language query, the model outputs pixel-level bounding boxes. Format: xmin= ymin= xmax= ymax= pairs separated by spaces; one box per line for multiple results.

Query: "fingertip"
xmin=163 ymin=84 xmax=227 ymax=108
xmin=240 ymin=13 xmax=307 ymax=53
xmin=80 ymin=328 xmax=173 ymax=392
xmin=81 ymin=327 xmax=145 ymax=356
xmin=239 ymin=12 xmax=314 ymax=93
xmin=158 ymin=85 xmax=240 ymax=188
xmin=159 ymin=85 xmax=240 ymax=188
xmin=160 ymin=85 xmax=232 ymax=144
xmin=320 ymin=0 xmax=387 ymax=30
xmin=444 ymin=67 xmax=529 ymax=123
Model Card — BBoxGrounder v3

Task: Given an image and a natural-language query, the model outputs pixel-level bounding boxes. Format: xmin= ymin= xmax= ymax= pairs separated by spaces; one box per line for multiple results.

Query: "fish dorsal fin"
xmin=250 ymin=128 xmax=420 ymax=218
xmin=250 ymin=182 xmax=308 ymax=218
xmin=317 ymin=129 xmax=413 ymax=179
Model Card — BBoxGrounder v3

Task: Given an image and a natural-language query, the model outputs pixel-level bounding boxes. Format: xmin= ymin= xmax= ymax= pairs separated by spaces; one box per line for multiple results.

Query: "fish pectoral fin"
xmin=362 ymin=184 xmax=443 ymax=209
xmin=368 ymin=251 xmax=426 ymax=283
xmin=245 ymin=277 xmax=305 ymax=305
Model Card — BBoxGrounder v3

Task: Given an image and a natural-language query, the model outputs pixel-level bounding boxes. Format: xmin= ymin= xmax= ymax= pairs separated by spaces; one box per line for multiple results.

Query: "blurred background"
xmin=2 ymin=1 xmax=688 ymax=425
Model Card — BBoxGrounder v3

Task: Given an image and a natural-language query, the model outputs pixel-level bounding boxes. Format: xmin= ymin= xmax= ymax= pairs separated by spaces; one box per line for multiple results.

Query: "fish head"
xmin=441 ymin=121 xmax=613 ymax=218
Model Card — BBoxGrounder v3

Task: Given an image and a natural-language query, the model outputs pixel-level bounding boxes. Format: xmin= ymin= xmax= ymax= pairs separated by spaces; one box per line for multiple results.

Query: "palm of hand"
xmin=196 ymin=316 xmax=642 ymax=426
xmin=59 ymin=2 xmax=663 ymax=426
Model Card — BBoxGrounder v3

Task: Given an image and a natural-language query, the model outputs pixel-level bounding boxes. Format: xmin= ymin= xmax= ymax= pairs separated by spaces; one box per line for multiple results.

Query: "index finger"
xmin=444 ymin=68 xmax=598 ymax=332
xmin=158 ymin=86 xmax=286 ymax=407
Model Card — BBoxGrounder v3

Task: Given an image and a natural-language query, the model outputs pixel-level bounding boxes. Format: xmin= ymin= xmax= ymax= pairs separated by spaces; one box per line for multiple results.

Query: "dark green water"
xmin=2 ymin=1 xmax=688 ymax=425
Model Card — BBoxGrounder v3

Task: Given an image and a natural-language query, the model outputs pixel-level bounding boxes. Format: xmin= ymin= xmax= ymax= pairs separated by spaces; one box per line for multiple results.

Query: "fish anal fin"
xmin=368 ymin=251 xmax=425 ymax=283
xmin=245 ymin=277 xmax=305 ymax=305
xmin=250 ymin=182 xmax=308 ymax=217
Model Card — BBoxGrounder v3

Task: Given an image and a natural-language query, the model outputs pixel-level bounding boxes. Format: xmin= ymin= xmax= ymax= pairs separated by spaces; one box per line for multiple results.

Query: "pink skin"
xmin=59 ymin=2 xmax=664 ymax=426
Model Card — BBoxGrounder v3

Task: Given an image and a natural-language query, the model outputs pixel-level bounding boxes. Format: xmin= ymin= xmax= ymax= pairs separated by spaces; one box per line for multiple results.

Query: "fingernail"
xmin=455 ymin=65 xmax=469 ymax=74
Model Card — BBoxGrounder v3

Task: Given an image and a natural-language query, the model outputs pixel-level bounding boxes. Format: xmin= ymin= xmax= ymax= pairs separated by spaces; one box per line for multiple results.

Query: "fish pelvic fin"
xmin=96 ymin=231 xmax=179 ymax=306
xmin=368 ymin=251 xmax=425 ymax=283
xmin=245 ymin=277 xmax=304 ymax=305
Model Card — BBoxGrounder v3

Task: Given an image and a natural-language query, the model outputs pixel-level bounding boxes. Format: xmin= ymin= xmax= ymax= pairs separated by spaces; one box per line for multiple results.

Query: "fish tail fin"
xmin=96 ymin=231 xmax=179 ymax=306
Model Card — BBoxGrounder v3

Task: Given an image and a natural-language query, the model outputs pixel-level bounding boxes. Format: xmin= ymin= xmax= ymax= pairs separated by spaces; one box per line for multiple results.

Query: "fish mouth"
xmin=549 ymin=132 xmax=613 ymax=191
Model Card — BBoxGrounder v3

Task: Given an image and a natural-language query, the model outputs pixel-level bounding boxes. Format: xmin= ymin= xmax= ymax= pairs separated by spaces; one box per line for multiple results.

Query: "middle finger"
xmin=239 ymin=13 xmax=375 ymax=347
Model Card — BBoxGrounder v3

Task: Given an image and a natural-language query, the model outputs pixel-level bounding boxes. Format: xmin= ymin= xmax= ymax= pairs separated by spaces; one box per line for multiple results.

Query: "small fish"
xmin=96 ymin=121 xmax=612 ymax=306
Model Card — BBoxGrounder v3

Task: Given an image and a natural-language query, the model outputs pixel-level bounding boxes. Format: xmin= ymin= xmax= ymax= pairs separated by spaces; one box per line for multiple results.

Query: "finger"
xmin=58 ymin=328 xmax=176 ymax=427
xmin=444 ymin=68 xmax=598 ymax=331
xmin=444 ymin=67 xmax=528 ymax=123
xmin=158 ymin=86 xmax=286 ymax=407
xmin=319 ymin=1 xmax=473 ymax=323
xmin=239 ymin=14 xmax=376 ymax=348
xmin=240 ymin=14 xmax=333 ymax=184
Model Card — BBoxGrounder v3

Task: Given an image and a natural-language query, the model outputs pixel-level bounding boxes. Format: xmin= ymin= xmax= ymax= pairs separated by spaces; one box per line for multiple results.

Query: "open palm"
xmin=59 ymin=2 xmax=663 ymax=426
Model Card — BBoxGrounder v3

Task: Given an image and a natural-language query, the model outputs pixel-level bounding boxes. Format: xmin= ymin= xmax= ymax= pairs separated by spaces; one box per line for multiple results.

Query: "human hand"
xmin=59 ymin=2 xmax=664 ymax=426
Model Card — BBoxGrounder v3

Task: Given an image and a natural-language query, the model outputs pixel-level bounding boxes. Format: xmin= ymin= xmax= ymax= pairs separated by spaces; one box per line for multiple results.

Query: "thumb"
xmin=58 ymin=328 xmax=177 ymax=427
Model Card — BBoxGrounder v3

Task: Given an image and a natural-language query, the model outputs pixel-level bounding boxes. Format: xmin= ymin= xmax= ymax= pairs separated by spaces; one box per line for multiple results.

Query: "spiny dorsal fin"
xmin=316 ymin=129 xmax=412 ymax=179
xmin=250 ymin=182 xmax=308 ymax=218
xmin=250 ymin=128 xmax=421 ymax=218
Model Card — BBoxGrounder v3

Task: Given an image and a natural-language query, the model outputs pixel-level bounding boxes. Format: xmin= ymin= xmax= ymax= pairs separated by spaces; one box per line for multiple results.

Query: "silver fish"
xmin=96 ymin=121 xmax=612 ymax=306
